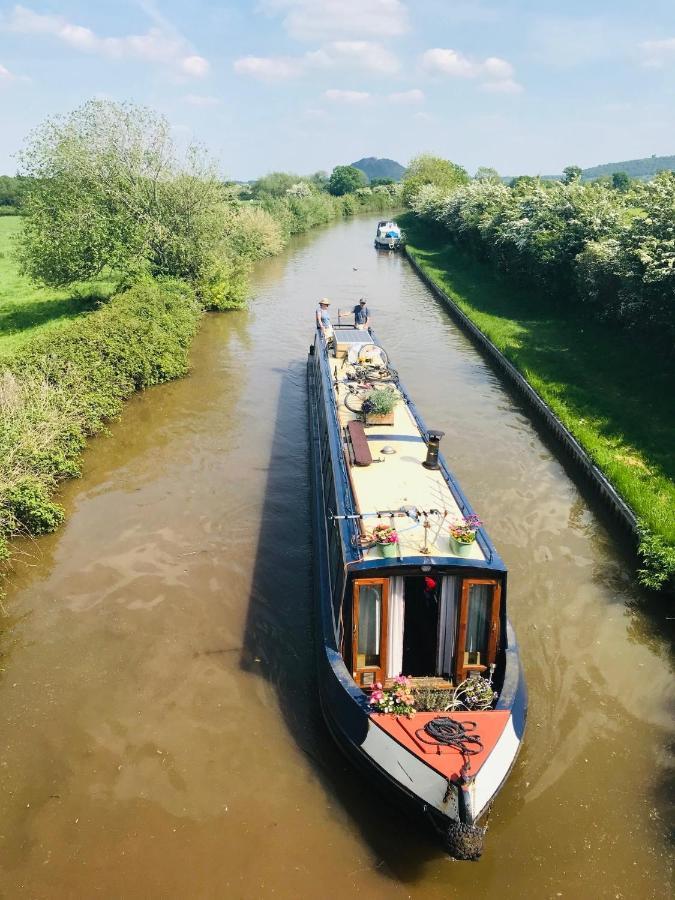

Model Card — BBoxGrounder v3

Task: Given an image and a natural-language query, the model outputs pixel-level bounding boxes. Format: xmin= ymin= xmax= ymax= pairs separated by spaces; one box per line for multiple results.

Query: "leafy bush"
xmin=637 ymin=524 xmax=675 ymax=590
xmin=0 ymin=279 xmax=201 ymax=559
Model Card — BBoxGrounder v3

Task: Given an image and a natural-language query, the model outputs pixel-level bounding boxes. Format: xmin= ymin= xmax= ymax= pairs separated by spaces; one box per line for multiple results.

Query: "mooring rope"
xmin=415 ymin=717 xmax=483 ymax=776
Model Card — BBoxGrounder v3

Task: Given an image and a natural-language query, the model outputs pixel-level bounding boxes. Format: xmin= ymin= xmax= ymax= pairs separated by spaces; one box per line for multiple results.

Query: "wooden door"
xmin=352 ymin=578 xmax=389 ymax=688
xmin=453 ymin=578 xmax=501 ymax=684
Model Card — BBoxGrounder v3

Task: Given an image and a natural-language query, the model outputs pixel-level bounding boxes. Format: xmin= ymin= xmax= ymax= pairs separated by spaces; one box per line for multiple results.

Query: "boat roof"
xmin=326 ymin=326 xmax=501 ymax=568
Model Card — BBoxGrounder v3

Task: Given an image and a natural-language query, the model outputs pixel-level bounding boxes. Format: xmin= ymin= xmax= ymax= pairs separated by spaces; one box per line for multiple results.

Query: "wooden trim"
xmin=453 ymin=578 xmax=501 ymax=683
xmin=352 ymin=578 xmax=389 ymax=687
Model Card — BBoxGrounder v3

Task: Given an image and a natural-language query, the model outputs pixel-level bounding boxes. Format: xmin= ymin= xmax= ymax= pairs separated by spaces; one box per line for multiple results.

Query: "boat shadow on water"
xmin=239 ymin=365 xmax=441 ymax=880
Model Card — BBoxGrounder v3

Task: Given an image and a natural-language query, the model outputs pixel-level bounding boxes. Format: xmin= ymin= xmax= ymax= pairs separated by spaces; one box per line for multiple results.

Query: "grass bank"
xmin=0 ymin=217 xmax=115 ymax=358
xmin=401 ymin=213 xmax=675 ymax=589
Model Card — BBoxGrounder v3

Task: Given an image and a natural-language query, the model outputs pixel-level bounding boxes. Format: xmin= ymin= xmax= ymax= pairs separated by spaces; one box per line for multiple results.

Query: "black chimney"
xmin=422 ymin=430 xmax=445 ymax=470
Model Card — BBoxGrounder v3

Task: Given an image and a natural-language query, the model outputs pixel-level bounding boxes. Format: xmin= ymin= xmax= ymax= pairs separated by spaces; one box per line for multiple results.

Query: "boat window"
xmin=453 ymin=578 xmax=501 ymax=684
xmin=352 ymin=578 xmax=389 ymax=687
xmin=357 ymin=584 xmax=382 ymax=667
xmin=466 ymin=582 xmax=491 ymax=666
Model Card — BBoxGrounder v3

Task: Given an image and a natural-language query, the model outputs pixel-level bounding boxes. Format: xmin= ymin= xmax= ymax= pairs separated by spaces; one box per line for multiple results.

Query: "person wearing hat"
xmin=316 ymin=298 xmax=334 ymax=342
xmin=352 ymin=297 xmax=370 ymax=330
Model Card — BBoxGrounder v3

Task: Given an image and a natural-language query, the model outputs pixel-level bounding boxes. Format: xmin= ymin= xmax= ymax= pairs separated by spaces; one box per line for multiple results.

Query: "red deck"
xmin=371 ymin=711 xmax=510 ymax=781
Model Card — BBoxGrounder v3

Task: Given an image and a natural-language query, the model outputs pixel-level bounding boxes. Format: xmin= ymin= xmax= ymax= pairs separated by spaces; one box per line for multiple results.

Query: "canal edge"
xmin=403 ymin=246 xmax=639 ymax=540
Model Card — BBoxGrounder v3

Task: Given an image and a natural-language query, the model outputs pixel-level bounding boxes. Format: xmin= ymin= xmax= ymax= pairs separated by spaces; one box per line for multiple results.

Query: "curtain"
xmin=436 ymin=576 xmax=458 ymax=677
xmin=386 ymin=576 xmax=405 ymax=678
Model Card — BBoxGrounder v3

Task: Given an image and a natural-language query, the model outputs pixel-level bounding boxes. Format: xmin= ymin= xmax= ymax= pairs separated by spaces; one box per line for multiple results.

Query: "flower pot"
xmin=365 ymin=411 xmax=395 ymax=426
xmin=377 ymin=541 xmax=398 ymax=558
xmin=449 ymin=535 xmax=475 ymax=556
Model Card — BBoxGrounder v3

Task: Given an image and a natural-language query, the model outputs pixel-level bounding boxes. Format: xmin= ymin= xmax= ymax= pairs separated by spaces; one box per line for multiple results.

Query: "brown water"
xmin=0 ymin=216 xmax=672 ymax=899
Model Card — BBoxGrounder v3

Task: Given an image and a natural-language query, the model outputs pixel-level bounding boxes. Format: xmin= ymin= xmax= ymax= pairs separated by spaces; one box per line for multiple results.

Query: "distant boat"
xmin=307 ymin=322 xmax=527 ymax=859
xmin=374 ymin=220 xmax=404 ymax=250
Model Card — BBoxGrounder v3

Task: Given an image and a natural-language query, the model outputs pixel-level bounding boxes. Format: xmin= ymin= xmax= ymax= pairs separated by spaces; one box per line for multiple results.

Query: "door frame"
xmin=352 ymin=577 xmax=389 ymax=688
xmin=453 ymin=578 xmax=501 ymax=684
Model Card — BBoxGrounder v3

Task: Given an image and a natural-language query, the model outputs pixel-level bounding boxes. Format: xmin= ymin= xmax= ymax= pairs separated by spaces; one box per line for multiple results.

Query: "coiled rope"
xmin=415 ymin=718 xmax=483 ymax=776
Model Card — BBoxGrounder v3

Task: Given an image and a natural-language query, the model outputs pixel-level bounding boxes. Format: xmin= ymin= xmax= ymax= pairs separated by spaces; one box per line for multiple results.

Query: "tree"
xmin=370 ymin=177 xmax=395 ymax=187
xmin=475 ymin=166 xmax=501 ymax=184
xmin=327 ymin=165 xmax=366 ymax=196
xmin=562 ymin=165 xmax=582 ymax=185
xmin=17 ymin=100 xmax=229 ymax=291
xmin=612 ymin=171 xmax=631 ymax=192
xmin=402 ymin=154 xmax=469 ymax=206
xmin=250 ymin=171 xmax=303 ymax=198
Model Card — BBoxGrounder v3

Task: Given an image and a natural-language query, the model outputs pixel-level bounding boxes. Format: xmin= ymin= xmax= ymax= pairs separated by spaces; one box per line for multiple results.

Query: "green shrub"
xmin=637 ymin=524 xmax=675 ymax=590
xmin=0 ymin=278 xmax=201 ymax=557
xmin=4 ymin=477 xmax=64 ymax=535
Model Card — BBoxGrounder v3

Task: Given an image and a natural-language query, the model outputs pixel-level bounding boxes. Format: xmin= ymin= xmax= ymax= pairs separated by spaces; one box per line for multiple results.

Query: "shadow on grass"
xmin=239 ymin=365 xmax=441 ymax=884
xmin=0 ymin=290 xmax=108 ymax=339
xmin=401 ymin=214 xmax=675 ymax=536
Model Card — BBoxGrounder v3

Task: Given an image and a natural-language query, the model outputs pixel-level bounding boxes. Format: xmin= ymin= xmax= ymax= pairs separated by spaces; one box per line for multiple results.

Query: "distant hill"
xmin=580 ymin=155 xmax=675 ymax=181
xmin=350 ymin=157 xmax=406 ymax=183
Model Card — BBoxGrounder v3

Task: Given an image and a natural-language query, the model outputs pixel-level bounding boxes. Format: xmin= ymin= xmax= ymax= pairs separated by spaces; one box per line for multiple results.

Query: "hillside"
xmin=350 ymin=157 xmax=405 ymax=182
xmin=581 ymin=154 xmax=675 ymax=181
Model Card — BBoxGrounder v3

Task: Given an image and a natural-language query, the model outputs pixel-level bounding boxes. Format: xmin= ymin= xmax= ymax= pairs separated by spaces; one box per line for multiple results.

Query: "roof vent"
xmin=422 ymin=430 xmax=445 ymax=470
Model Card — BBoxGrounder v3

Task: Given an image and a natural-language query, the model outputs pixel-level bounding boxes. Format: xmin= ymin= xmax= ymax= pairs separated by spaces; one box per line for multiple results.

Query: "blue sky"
xmin=1 ymin=0 xmax=675 ymax=179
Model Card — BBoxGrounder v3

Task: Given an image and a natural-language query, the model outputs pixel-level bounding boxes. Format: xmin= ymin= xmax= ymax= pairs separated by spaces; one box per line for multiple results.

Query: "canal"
xmin=0 ymin=215 xmax=671 ymax=897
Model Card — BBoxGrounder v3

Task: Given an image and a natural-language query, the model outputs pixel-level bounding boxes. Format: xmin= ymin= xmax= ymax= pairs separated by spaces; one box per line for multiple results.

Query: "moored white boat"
xmin=307 ymin=322 xmax=527 ymax=859
xmin=374 ymin=220 xmax=404 ymax=250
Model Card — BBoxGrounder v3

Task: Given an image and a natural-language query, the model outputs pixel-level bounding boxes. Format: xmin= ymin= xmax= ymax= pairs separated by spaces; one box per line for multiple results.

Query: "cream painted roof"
xmin=332 ymin=338 xmax=485 ymax=563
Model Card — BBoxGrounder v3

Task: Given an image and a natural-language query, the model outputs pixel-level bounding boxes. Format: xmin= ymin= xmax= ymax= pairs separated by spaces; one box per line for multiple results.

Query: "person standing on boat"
xmin=316 ymin=298 xmax=334 ymax=342
xmin=353 ymin=297 xmax=370 ymax=330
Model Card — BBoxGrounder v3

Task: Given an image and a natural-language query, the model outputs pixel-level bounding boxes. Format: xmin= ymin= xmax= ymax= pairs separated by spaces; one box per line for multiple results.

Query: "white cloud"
xmin=235 ymin=40 xmax=400 ymax=81
xmin=233 ymin=55 xmax=302 ymax=80
xmin=184 ymin=93 xmax=221 ymax=106
xmin=640 ymin=37 xmax=675 ymax=68
xmin=307 ymin=41 xmax=399 ymax=75
xmin=0 ymin=62 xmax=14 ymax=81
xmin=3 ymin=5 xmax=208 ymax=77
xmin=261 ymin=0 xmax=409 ymax=41
xmin=422 ymin=47 xmax=522 ymax=92
xmin=388 ymin=88 xmax=425 ymax=104
xmin=324 ymin=88 xmax=371 ymax=103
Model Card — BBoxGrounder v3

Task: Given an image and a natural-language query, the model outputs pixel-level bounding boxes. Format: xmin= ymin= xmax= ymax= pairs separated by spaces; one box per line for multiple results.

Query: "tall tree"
xmin=327 ymin=165 xmax=366 ymax=196
xmin=562 ymin=165 xmax=582 ymax=185
xmin=18 ymin=100 xmax=228 ymax=289
xmin=612 ymin=171 xmax=631 ymax=192
xmin=402 ymin=154 xmax=469 ymax=206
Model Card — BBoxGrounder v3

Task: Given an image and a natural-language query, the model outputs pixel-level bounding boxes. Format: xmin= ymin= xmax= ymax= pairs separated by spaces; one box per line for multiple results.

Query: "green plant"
xmin=3 ymin=477 xmax=64 ymax=535
xmin=412 ymin=686 xmax=454 ymax=712
xmin=637 ymin=523 xmax=675 ymax=590
xmin=450 ymin=676 xmax=497 ymax=711
xmin=363 ymin=386 xmax=397 ymax=415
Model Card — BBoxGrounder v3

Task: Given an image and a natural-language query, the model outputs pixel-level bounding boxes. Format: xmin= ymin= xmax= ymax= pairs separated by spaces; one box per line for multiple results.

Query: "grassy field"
xmin=401 ymin=213 xmax=675 ymax=549
xmin=0 ymin=217 xmax=115 ymax=357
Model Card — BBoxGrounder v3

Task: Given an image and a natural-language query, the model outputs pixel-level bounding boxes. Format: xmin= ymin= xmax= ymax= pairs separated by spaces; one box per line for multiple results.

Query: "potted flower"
xmin=369 ymin=676 xmax=416 ymax=717
xmin=448 ymin=514 xmax=482 ymax=556
xmin=371 ymin=523 xmax=399 ymax=557
xmin=361 ymin=386 xmax=397 ymax=426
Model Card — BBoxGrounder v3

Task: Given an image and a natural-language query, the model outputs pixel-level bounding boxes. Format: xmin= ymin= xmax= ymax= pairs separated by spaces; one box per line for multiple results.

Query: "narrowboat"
xmin=374 ymin=220 xmax=404 ymax=250
xmin=307 ymin=322 xmax=527 ymax=859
